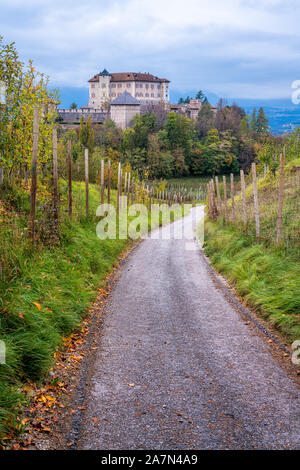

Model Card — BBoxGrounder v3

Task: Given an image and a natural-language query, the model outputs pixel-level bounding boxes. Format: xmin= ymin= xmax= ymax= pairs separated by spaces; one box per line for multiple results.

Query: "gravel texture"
xmin=77 ymin=207 xmax=300 ymax=450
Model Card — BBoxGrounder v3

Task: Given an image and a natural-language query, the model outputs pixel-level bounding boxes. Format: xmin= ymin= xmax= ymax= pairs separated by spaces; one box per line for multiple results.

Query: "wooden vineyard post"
xmin=131 ymin=178 xmax=134 ymax=205
xmin=124 ymin=172 xmax=127 ymax=203
xmin=211 ymin=179 xmax=217 ymax=218
xmin=240 ymin=169 xmax=247 ymax=228
xmin=29 ymin=106 xmax=40 ymax=240
xmin=207 ymin=183 xmax=211 ymax=218
xmin=276 ymin=153 xmax=285 ymax=244
xmin=223 ymin=175 xmax=228 ymax=223
xmin=117 ymin=162 xmax=121 ymax=214
xmin=52 ymin=128 xmax=59 ymax=229
xmin=100 ymin=159 xmax=105 ymax=205
xmin=107 ymin=160 xmax=111 ymax=204
xmin=127 ymin=172 xmax=131 ymax=202
xmin=85 ymin=148 xmax=89 ymax=217
xmin=230 ymin=173 xmax=235 ymax=224
xmin=252 ymin=162 xmax=260 ymax=239
xmin=120 ymin=168 xmax=123 ymax=209
xmin=215 ymin=176 xmax=221 ymax=211
xmin=67 ymin=140 xmax=72 ymax=217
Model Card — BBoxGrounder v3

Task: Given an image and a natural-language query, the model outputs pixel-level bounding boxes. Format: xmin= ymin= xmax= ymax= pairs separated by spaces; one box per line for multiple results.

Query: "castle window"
xmin=157 ymin=84 xmax=161 ymax=89
xmin=91 ymin=84 xmax=95 ymax=88
xmin=145 ymin=84 xmax=149 ymax=89
xmin=157 ymin=93 xmax=160 ymax=97
xmin=151 ymin=93 xmax=154 ymax=97
xmin=127 ymin=83 xmax=131 ymax=88
xmin=91 ymin=93 xmax=95 ymax=98
xmin=102 ymin=83 xmax=106 ymax=88
xmin=145 ymin=93 xmax=149 ymax=97
xmin=117 ymin=83 xmax=122 ymax=88
xmin=111 ymin=83 xmax=116 ymax=88
xmin=151 ymin=85 xmax=154 ymax=89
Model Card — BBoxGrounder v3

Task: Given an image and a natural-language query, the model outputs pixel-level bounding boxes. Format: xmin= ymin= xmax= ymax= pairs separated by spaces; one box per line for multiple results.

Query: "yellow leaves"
xmin=33 ymin=301 xmax=42 ymax=311
xmin=35 ymin=393 xmax=57 ymax=408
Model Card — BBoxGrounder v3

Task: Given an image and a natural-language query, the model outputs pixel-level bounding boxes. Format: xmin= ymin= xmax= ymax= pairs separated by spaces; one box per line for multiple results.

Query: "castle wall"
xmin=110 ymin=104 xmax=140 ymax=130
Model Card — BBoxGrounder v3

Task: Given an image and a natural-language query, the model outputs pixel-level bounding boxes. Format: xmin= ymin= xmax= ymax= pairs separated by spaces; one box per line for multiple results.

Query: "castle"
xmin=88 ymin=69 xmax=170 ymax=108
xmin=58 ymin=69 xmax=205 ymax=129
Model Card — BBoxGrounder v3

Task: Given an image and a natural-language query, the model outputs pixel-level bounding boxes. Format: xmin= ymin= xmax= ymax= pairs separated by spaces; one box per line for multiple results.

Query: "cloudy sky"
xmin=1 ymin=0 xmax=300 ymax=102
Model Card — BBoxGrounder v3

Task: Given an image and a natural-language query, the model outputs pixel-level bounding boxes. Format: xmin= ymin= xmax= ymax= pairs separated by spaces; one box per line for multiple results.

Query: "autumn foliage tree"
xmin=0 ymin=36 xmax=59 ymax=181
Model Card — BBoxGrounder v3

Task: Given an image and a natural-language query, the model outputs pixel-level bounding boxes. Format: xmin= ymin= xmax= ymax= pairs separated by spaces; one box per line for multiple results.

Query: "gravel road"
xmin=78 ymin=207 xmax=299 ymax=450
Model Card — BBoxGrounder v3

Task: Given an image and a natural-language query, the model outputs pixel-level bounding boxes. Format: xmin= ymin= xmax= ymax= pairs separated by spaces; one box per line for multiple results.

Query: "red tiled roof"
xmin=88 ymin=72 xmax=169 ymax=83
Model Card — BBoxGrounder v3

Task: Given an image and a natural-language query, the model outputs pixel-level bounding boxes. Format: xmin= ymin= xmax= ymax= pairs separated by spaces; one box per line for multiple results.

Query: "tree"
xmin=70 ymin=102 xmax=77 ymax=109
xmin=250 ymin=108 xmax=257 ymax=131
xmin=79 ymin=115 xmax=94 ymax=152
xmin=0 ymin=38 xmax=59 ymax=175
xmin=196 ymin=102 xmax=215 ymax=140
xmin=256 ymin=107 xmax=269 ymax=135
xmin=196 ymin=90 xmax=207 ymax=102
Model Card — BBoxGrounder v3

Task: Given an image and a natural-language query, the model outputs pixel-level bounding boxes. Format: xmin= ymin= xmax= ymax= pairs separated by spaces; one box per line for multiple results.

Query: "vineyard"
xmin=204 ymin=148 xmax=300 ymax=341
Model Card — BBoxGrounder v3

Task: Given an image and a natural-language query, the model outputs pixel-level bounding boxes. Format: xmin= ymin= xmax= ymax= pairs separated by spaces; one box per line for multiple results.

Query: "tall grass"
xmin=0 ymin=180 xmax=188 ymax=437
xmin=204 ymin=221 xmax=300 ymax=341
xmin=0 ymin=182 xmax=130 ymax=437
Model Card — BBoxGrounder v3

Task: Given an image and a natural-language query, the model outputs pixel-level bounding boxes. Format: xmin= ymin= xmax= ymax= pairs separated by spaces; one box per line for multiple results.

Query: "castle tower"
xmin=89 ymin=69 xmax=111 ymax=109
xmin=110 ymin=91 xmax=140 ymax=129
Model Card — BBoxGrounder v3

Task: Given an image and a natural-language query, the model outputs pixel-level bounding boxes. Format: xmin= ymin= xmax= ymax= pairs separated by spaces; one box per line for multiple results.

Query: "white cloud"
xmin=1 ymin=0 xmax=300 ymax=98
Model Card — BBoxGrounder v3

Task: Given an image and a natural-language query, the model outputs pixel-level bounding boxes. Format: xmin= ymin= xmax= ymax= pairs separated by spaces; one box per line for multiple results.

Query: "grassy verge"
xmin=0 ymin=181 xmax=188 ymax=438
xmin=204 ymin=220 xmax=300 ymax=342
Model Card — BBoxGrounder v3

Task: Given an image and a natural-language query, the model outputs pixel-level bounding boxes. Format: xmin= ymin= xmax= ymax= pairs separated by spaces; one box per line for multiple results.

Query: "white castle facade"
xmin=88 ymin=69 xmax=170 ymax=109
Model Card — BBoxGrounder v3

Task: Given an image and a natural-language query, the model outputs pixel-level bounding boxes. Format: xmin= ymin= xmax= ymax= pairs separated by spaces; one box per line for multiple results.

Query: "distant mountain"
xmin=57 ymin=86 xmax=300 ymax=135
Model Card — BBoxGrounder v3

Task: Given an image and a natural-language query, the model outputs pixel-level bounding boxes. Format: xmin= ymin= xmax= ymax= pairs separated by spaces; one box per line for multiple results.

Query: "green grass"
xmin=204 ymin=220 xmax=300 ymax=341
xmin=0 ymin=179 xmax=188 ymax=438
xmin=0 ymin=182 xmax=130 ymax=437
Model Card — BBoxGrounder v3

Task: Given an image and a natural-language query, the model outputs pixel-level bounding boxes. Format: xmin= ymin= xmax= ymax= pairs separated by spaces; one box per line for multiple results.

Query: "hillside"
xmin=204 ymin=158 xmax=300 ymax=341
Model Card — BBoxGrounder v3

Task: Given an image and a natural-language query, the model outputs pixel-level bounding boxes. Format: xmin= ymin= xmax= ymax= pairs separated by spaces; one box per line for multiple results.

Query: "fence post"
xmin=29 ymin=106 xmax=40 ymax=240
xmin=209 ymin=180 xmax=215 ymax=217
xmin=100 ymin=159 xmax=105 ymax=205
xmin=120 ymin=168 xmax=123 ymax=208
xmin=67 ymin=140 xmax=72 ymax=217
xmin=240 ymin=169 xmax=247 ymax=228
xmin=127 ymin=172 xmax=131 ymax=202
xmin=124 ymin=172 xmax=127 ymax=201
xmin=215 ymin=176 xmax=221 ymax=210
xmin=223 ymin=175 xmax=228 ymax=223
xmin=230 ymin=173 xmax=235 ymax=223
xmin=276 ymin=153 xmax=285 ymax=244
xmin=85 ymin=148 xmax=89 ymax=216
xmin=52 ymin=128 xmax=59 ymax=227
xmin=107 ymin=160 xmax=111 ymax=204
xmin=252 ymin=162 xmax=260 ymax=239
xmin=117 ymin=162 xmax=121 ymax=214
xmin=207 ymin=183 xmax=212 ymax=218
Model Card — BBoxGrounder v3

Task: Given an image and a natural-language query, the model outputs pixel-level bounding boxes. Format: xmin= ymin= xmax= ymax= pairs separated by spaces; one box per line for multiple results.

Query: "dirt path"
xmin=75 ymin=207 xmax=299 ymax=450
